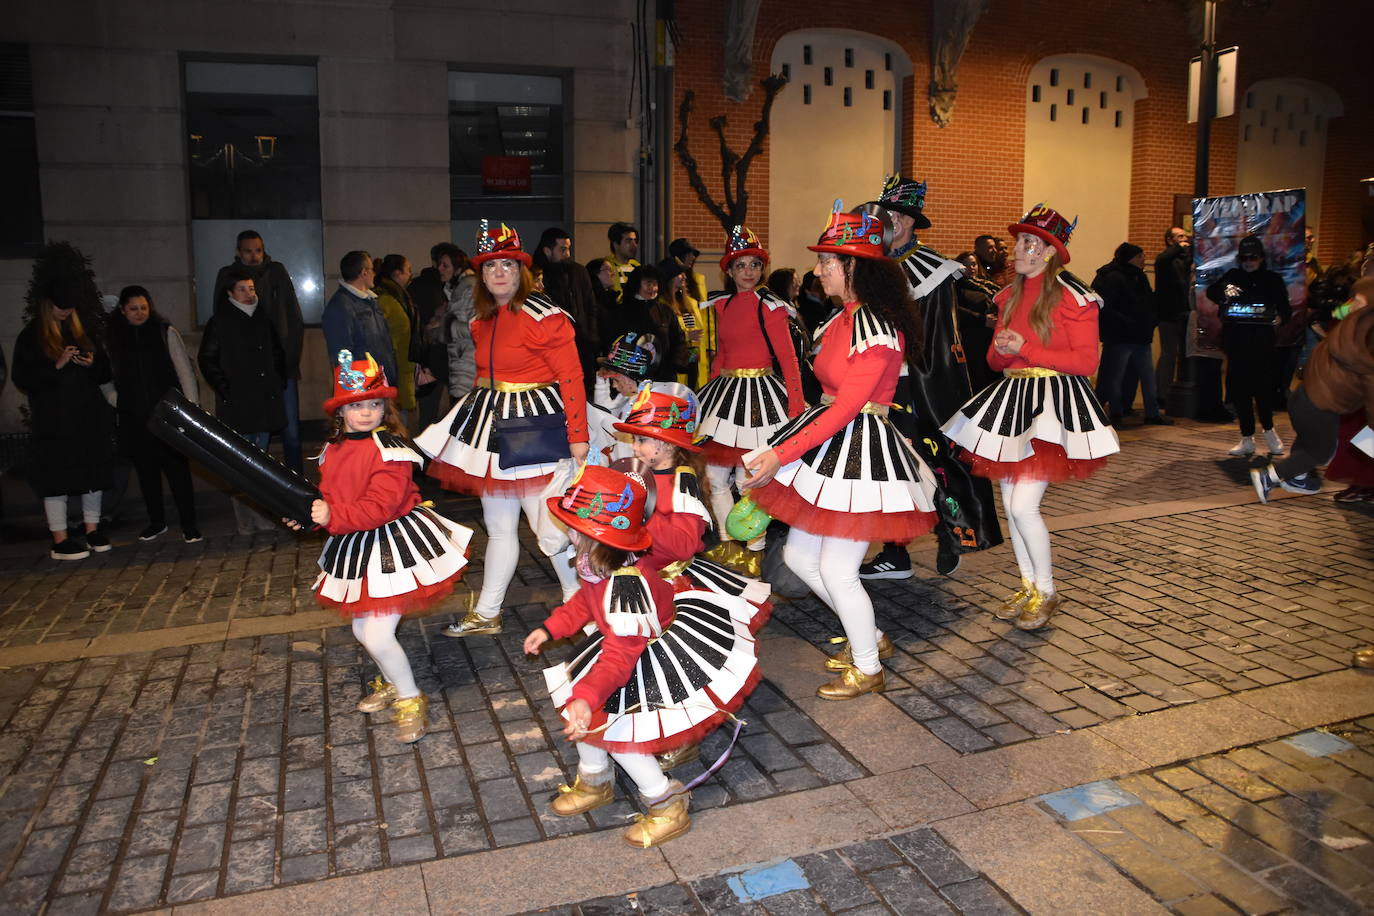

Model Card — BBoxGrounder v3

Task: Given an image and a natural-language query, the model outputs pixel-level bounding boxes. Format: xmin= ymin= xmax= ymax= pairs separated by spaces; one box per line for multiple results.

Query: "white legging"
xmin=706 ymin=465 xmax=744 ymax=541
xmin=999 ymin=479 xmax=1053 ymax=594
xmin=44 ymin=491 xmax=102 ymax=533
xmin=576 ymin=742 xmax=670 ymax=800
xmin=474 ymin=492 xmax=579 ymax=620
xmin=352 ymin=613 xmax=418 ymax=699
xmin=783 ymin=530 xmax=882 ymax=675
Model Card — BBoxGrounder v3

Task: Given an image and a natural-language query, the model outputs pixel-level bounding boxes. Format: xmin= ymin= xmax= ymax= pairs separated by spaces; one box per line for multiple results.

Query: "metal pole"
xmin=1194 ymin=0 xmax=1218 ymax=197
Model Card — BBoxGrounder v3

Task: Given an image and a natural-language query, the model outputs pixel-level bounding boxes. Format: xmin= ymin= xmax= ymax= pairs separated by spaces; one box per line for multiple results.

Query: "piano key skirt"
xmin=415 ymin=383 xmax=567 ymax=495
xmin=671 ymin=557 xmax=772 ymax=635
xmin=696 ymin=372 xmax=791 ymax=467
xmin=313 ymin=504 xmax=473 ymax=617
xmin=942 ymin=371 xmax=1119 ymax=482
xmin=543 ymin=589 xmax=765 ymax=754
xmin=749 ymin=405 xmax=939 ymax=543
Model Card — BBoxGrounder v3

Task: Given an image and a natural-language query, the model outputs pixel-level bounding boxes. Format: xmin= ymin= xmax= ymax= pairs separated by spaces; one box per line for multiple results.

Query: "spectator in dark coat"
xmin=320 ymin=250 xmax=398 ymax=390
xmin=598 ymin=264 xmax=688 ymax=383
xmin=1095 ymin=242 xmax=1170 ymax=424
xmin=408 ymin=243 xmax=456 ymax=429
xmin=1153 ymin=227 xmax=1192 ymax=403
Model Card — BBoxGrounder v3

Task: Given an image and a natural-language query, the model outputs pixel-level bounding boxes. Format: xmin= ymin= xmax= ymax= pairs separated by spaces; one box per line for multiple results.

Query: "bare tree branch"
xmin=673 ymin=90 xmax=730 ymax=227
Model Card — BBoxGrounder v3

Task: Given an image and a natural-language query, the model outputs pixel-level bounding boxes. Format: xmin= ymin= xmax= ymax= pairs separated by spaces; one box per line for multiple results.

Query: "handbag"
xmin=488 ymin=308 xmax=572 ymax=469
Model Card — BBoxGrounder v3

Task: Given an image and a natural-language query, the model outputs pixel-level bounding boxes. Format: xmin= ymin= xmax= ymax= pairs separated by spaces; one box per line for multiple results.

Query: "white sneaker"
xmin=1262 ymin=428 xmax=1285 ymax=456
xmin=1228 ymin=436 xmax=1256 ymax=457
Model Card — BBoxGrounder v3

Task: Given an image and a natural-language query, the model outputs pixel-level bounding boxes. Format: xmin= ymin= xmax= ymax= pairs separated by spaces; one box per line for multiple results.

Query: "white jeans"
xmin=576 ymin=742 xmax=670 ymax=800
xmin=44 ymin=491 xmax=102 ymax=533
xmin=352 ymin=613 xmax=418 ymax=698
xmin=474 ymin=492 xmax=579 ymax=619
xmin=999 ymin=479 xmax=1053 ymax=593
xmin=783 ymin=530 xmax=882 ymax=674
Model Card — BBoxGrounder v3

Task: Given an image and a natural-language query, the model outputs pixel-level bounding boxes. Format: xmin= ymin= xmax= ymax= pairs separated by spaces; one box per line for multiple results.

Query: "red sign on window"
xmin=481 ymin=155 xmax=531 ymax=194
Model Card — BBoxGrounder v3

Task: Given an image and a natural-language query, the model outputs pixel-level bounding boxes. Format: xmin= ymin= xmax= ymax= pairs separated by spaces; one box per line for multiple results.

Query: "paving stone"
xmin=937 ymin=877 xmax=1021 ymax=915
xmin=490 ymin=816 xmax=541 ymax=847
xmin=837 ymin=838 xmax=903 ymax=872
xmin=165 ymin=870 xmax=219 ymax=905
xmin=1262 ymin=864 xmax=1363 ymax=916
xmin=866 ymin=865 xmax=956 ymax=915
xmin=223 ymin=837 xmax=276 ymax=894
xmin=332 ymin=779 xmax=377 ymax=824
xmin=387 ymin=832 xmax=438 ymax=864
xmin=795 ymin=850 xmax=876 ymax=910
xmin=891 ymin=827 xmax=978 ymax=887
xmin=56 ymin=839 xmax=119 ymax=894
xmin=107 ymin=853 xmax=169 ymax=912
xmin=172 ymin=823 xmax=225 ymax=875
xmin=381 ymin=791 xmax=431 ymax=836
xmin=280 ymin=852 xmax=329 ymax=885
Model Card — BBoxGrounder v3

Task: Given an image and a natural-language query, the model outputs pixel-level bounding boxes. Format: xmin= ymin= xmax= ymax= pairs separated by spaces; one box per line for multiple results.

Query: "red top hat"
xmin=1008 ymin=204 xmax=1077 ymax=265
xmin=613 ymin=381 xmax=702 ymax=452
xmin=808 ymin=201 xmax=887 ymax=260
xmin=323 ymin=350 xmax=398 ymax=414
xmin=719 ymin=225 xmax=769 ymax=271
xmin=546 ymin=464 xmax=652 ymax=552
xmin=470 ymin=219 xmax=533 ymax=268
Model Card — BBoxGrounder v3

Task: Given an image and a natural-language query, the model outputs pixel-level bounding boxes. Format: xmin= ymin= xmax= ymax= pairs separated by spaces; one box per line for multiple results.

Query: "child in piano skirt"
xmin=292 ymin=351 xmax=473 ymax=743
xmin=523 ymin=465 xmax=764 ymax=848
xmin=743 ymin=205 xmax=939 ymax=701
xmin=942 ymin=206 xmax=1120 ymax=631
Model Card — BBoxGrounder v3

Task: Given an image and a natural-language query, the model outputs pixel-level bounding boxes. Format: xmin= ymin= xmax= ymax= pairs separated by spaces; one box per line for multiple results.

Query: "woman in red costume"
xmin=695 ymin=226 xmax=806 ymax=557
xmin=743 ymin=203 xmax=938 ymax=701
xmin=415 ymin=222 xmax=586 ymax=636
xmin=943 ymin=205 xmax=1119 ymax=631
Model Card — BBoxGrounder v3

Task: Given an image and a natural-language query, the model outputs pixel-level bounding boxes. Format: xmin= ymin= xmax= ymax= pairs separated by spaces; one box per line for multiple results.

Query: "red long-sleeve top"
xmin=709 ymin=290 xmax=805 ymax=416
xmin=541 ymin=570 xmax=677 ymax=709
xmin=987 ymin=273 xmax=1101 ymax=377
xmin=472 ymin=302 xmax=588 ymax=443
xmin=774 ymin=302 xmax=904 ymax=466
xmin=638 ymin=469 xmax=708 ymax=576
xmin=318 ymin=434 xmax=421 ymax=535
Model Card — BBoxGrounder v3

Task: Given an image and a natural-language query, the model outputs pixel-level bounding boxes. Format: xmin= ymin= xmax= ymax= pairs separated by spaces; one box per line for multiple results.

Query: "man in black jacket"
xmin=1095 ymin=243 xmax=1171 ymax=425
xmin=1153 ymin=227 xmax=1191 ymax=404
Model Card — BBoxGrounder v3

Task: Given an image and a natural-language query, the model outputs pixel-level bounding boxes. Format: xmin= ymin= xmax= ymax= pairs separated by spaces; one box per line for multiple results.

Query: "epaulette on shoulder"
xmin=603 ymin=567 xmax=661 ymax=638
xmin=521 ymin=293 xmax=570 ymax=322
xmin=901 ymin=246 xmax=965 ymax=299
xmin=672 ymin=467 xmax=713 ymax=527
xmin=1058 ymin=270 xmax=1104 ymax=308
xmin=704 ymin=291 xmax=732 ymax=310
xmin=373 ymin=429 xmax=425 ymax=464
xmin=756 ymin=287 xmax=792 ymax=313
xmin=850 ymin=305 xmax=902 ymax=355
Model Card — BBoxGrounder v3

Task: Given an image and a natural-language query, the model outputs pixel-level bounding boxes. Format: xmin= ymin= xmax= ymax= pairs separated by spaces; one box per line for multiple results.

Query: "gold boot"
xmin=442 ymin=609 xmax=502 ymax=638
xmin=656 ymin=742 xmax=701 ymax=770
xmin=824 ymin=635 xmax=896 ymax=672
xmin=550 ymin=773 xmax=615 ymax=816
xmin=623 ymin=782 xmax=691 ymax=848
xmin=1353 ymin=647 xmax=1374 ymax=669
xmin=816 ymin=666 xmax=886 ymax=700
xmin=391 ymin=695 xmax=429 ymax=743
xmin=356 ymin=675 xmax=397 ymax=713
xmin=994 ymin=579 xmax=1035 ymax=621
xmin=1014 ymin=590 xmax=1062 ymax=631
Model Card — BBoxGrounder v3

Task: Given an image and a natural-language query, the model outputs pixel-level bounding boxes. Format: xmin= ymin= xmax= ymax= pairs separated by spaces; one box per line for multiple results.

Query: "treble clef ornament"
xmin=337 ymin=350 xmax=365 ymax=392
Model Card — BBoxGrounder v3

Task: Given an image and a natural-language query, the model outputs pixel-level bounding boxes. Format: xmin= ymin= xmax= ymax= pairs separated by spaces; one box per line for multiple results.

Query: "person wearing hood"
xmin=198 ymin=266 xmax=288 ymax=533
xmin=1206 ymin=235 xmax=1292 ymax=457
xmin=1094 ymin=242 xmax=1170 ymax=425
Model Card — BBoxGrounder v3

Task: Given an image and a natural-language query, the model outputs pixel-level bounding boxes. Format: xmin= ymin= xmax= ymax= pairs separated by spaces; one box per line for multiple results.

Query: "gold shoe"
xmin=824 ymin=635 xmax=896 ymax=672
xmin=656 ymin=743 xmax=701 ymax=770
xmin=392 ymin=695 xmax=429 ymax=743
xmin=623 ymin=783 xmax=691 ymax=848
xmin=816 ymin=666 xmax=886 ymax=700
xmin=994 ymin=579 xmax=1036 ymax=621
xmin=1014 ymin=590 xmax=1062 ymax=631
xmin=442 ymin=609 xmax=502 ymax=637
xmin=356 ymin=675 xmax=397 ymax=713
xmin=1353 ymin=647 xmax=1374 ymax=669
xmin=550 ymin=775 xmax=615 ymax=816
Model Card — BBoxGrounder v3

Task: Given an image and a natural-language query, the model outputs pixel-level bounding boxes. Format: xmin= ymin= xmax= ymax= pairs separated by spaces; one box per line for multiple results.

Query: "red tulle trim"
xmin=317 ymin=573 xmax=463 ymax=619
xmin=963 ymin=441 xmax=1108 ymax=483
xmin=426 ymin=459 xmax=553 ymax=496
xmin=581 ymin=664 xmax=764 ymax=755
xmin=702 ymin=441 xmax=749 ymax=468
xmin=745 ymin=600 xmax=773 ymax=635
xmin=750 ymin=482 xmax=937 ymax=544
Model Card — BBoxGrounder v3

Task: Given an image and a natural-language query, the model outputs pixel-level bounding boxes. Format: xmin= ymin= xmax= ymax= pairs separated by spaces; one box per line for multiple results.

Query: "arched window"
xmin=1236 ymin=79 xmax=1342 ymax=237
xmin=1024 ymin=55 xmax=1147 ymax=272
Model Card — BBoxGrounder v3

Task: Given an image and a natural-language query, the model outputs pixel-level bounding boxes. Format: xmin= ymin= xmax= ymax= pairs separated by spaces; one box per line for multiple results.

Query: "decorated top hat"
xmin=1008 ymin=204 xmax=1077 ymax=265
xmin=597 ymin=332 xmax=661 ymax=382
xmin=323 ymin=350 xmax=398 ymax=414
xmin=613 ymin=381 xmax=702 ymax=452
xmin=866 ymin=174 xmax=931 ymax=230
xmin=546 ymin=464 xmax=652 ymax=552
xmin=470 ymin=219 xmax=533 ymax=268
xmin=719 ymin=225 xmax=769 ymax=271
xmin=808 ymin=200 xmax=887 ymax=260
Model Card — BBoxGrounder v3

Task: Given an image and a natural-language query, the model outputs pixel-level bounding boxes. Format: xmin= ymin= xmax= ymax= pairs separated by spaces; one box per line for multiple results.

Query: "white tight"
xmin=706 ymin=465 xmax=744 ymax=540
xmin=352 ymin=613 xmax=418 ymax=698
xmin=999 ymin=479 xmax=1054 ymax=594
xmin=474 ymin=492 xmax=579 ymax=619
xmin=44 ymin=491 xmax=102 ymax=533
xmin=576 ymin=742 xmax=670 ymax=800
xmin=783 ymin=530 xmax=882 ymax=675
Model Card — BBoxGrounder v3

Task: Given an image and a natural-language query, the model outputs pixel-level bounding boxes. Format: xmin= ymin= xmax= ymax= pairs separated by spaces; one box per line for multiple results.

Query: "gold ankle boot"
xmin=1015 ymin=590 xmax=1061 ymax=631
xmin=994 ymin=579 xmax=1035 ymax=621
xmin=1353 ymin=647 xmax=1374 ymax=669
xmin=824 ymin=635 xmax=896 ymax=672
xmin=550 ymin=774 xmax=615 ymax=816
xmin=391 ymin=695 xmax=429 ymax=743
xmin=442 ymin=609 xmax=502 ymax=637
xmin=623 ymin=782 xmax=691 ymax=848
xmin=356 ymin=675 xmax=397 ymax=713
xmin=816 ymin=666 xmax=886 ymax=700
xmin=656 ymin=743 xmax=701 ymax=770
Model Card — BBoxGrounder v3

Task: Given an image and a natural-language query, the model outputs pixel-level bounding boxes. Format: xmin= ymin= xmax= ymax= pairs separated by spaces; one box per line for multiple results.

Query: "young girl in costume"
xmin=942 ymin=205 xmax=1119 ymax=631
xmin=523 ymin=465 xmax=764 ymax=847
xmin=294 ymin=351 xmax=473 ymax=743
